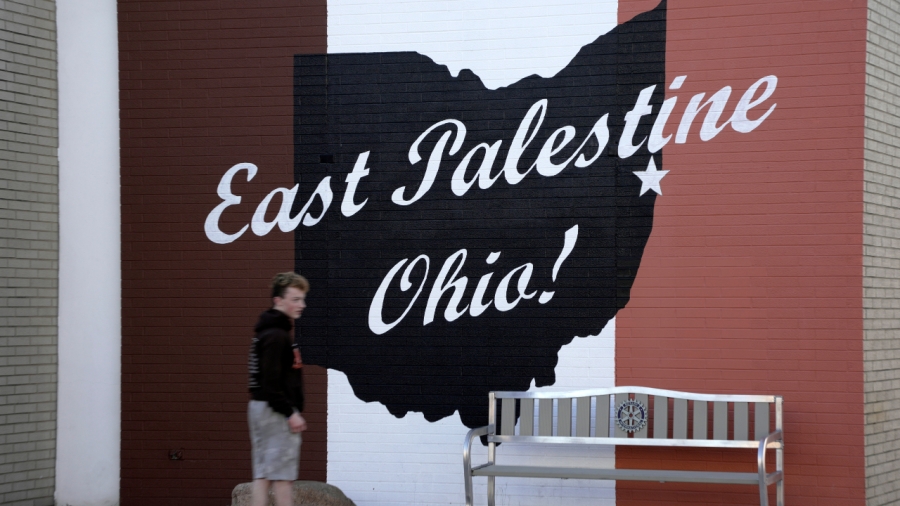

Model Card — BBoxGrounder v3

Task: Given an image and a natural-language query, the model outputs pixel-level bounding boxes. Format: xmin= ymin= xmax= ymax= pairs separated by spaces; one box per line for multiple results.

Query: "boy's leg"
xmin=251 ymin=478 xmax=270 ymax=506
xmin=272 ymin=480 xmax=293 ymax=506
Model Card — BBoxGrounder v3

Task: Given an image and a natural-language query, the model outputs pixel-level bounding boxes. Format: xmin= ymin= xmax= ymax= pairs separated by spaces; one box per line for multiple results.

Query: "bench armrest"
xmin=463 ymin=425 xmax=491 ymax=506
xmin=463 ymin=425 xmax=491 ymax=472
xmin=757 ymin=429 xmax=783 ymax=506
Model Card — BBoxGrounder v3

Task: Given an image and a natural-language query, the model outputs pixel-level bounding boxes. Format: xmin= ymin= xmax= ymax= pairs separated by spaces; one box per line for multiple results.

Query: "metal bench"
xmin=463 ymin=387 xmax=784 ymax=506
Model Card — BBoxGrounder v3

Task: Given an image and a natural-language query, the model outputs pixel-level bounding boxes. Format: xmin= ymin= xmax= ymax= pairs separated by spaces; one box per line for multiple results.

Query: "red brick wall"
xmin=616 ymin=0 xmax=867 ymax=504
xmin=119 ymin=1 xmax=326 ymax=504
xmin=118 ymin=0 xmax=869 ymax=503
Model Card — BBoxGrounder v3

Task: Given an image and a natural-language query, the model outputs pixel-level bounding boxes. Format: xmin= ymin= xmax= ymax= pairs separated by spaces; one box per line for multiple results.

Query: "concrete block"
xmin=231 ymin=481 xmax=357 ymax=506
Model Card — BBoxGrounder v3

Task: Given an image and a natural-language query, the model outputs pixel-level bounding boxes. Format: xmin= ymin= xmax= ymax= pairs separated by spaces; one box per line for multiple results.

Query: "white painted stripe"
xmin=56 ymin=0 xmax=121 ymax=504
xmin=329 ymin=0 xmax=618 ymax=90
xmin=326 ymin=321 xmax=616 ymax=506
xmin=327 ymin=3 xmax=619 ymax=503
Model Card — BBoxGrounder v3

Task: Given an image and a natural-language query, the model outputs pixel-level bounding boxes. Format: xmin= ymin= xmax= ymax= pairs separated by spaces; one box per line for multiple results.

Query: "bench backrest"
xmin=489 ymin=387 xmax=782 ymax=448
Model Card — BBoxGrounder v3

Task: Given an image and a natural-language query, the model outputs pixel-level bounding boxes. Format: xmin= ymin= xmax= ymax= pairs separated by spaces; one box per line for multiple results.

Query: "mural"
xmin=116 ymin=0 xmax=868 ymax=501
xmin=203 ymin=0 xmax=776 ymax=434
xmin=291 ymin=3 xmax=665 ymax=428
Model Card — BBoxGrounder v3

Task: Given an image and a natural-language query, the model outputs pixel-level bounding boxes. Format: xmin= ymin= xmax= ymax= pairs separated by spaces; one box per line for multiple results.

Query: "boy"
xmin=248 ymin=272 xmax=309 ymax=506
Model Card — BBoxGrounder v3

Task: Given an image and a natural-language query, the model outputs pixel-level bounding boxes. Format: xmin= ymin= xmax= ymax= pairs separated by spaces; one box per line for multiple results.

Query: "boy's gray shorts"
xmin=248 ymin=400 xmax=301 ymax=480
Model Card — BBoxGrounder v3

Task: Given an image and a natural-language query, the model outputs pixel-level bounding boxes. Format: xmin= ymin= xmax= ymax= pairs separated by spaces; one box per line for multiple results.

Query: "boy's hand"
xmin=288 ymin=413 xmax=307 ymax=433
xmin=292 ymin=348 xmax=303 ymax=369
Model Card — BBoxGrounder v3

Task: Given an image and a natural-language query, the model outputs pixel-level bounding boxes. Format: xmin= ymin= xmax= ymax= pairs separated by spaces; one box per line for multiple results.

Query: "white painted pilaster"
xmin=56 ymin=0 xmax=121 ymax=503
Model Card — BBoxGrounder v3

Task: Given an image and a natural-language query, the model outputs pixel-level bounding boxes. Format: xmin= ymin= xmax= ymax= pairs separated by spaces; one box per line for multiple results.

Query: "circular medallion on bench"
xmin=615 ymin=399 xmax=648 ymax=434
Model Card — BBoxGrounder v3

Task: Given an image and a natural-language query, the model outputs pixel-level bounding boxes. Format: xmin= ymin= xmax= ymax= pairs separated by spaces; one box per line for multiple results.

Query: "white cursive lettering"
xmin=204 ymin=163 xmax=257 ymax=245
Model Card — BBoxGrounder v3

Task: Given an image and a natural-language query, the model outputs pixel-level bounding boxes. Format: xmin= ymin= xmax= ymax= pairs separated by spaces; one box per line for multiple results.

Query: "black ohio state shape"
xmin=293 ymin=1 xmax=666 ymax=429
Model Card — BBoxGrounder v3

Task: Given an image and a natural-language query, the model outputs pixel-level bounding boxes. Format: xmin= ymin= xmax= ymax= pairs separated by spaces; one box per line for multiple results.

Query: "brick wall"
xmin=324 ymin=2 xmax=622 ymax=504
xmin=326 ymin=324 xmax=617 ymax=506
xmin=617 ymin=0 xmax=868 ymax=504
xmin=115 ymin=1 xmax=890 ymax=505
xmin=0 ymin=0 xmax=59 ymax=505
xmin=864 ymin=1 xmax=900 ymax=504
xmin=118 ymin=1 xmax=326 ymax=504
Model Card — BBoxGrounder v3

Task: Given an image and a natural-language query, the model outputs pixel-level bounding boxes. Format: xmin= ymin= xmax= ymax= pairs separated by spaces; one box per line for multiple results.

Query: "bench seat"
xmin=473 ymin=464 xmax=783 ymax=486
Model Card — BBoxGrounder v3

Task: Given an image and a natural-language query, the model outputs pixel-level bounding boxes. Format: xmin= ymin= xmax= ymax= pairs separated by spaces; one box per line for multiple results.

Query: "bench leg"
xmin=777 ymin=445 xmax=784 ymax=506
xmin=487 ymin=476 xmax=495 ymax=506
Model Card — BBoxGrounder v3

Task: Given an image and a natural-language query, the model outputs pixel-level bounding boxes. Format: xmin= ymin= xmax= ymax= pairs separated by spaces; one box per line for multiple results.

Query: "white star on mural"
xmin=633 ymin=157 xmax=669 ymax=196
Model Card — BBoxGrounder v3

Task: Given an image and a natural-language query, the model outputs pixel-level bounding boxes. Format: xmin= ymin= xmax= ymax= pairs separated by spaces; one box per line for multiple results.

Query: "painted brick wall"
xmin=0 ymin=0 xmax=58 ymax=505
xmin=115 ymin=2 xmax=891 ymax=506
xmin=326 ymin=323 xmax=617 ymax=506
xmin=617 ymin=0 xmax=868 ymax=504
xmin=118 ymin=1 xmax=327 ymax=504
xmin=324 ymin=2 xmax=622 ymax=504
xmin=864 ymin=1 xmax=900 ymax=504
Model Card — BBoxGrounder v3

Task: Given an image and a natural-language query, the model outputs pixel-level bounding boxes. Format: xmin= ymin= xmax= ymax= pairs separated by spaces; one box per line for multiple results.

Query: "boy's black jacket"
xmin=249 ymin=309 xmax=304 ymax=416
